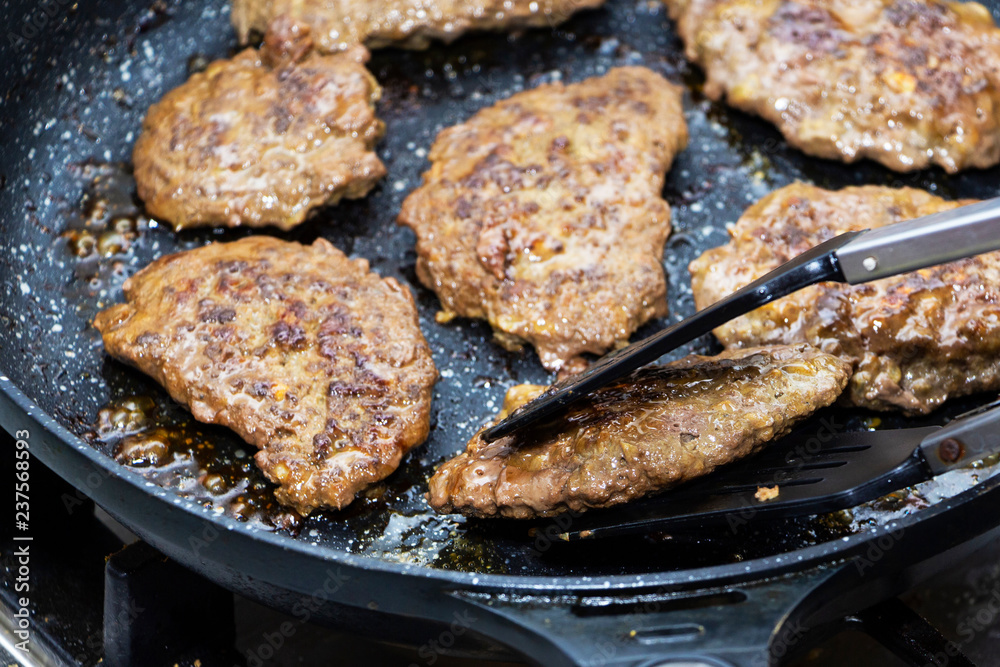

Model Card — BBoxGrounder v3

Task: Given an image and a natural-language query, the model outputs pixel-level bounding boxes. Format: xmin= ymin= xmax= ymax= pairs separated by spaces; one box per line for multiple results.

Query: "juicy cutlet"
xmin=428 ymin=345 xmax=851 ymax=518
xmin=233 ymin=0 xmax=607 ymax=51
xmin=690 ymin=183 xmax=1000 ymax=414
xmin=399 ymin=67 xmax=689 ymax=374
xmin=133 ymin=17 xmax=385 ymax=231
xmin=94 ymin=237 xmax=437 ymax=515
xmin=665 ymin=0 xmax=1000 ymax=172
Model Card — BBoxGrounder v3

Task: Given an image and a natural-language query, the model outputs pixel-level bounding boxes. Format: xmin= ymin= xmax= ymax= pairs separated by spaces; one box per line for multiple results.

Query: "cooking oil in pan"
xmin=89 ymin=394 xmax=302 ymax=532
xmin=63 ymin=159 xmax=1000 ymax=573
xmin=34 ymin=0 xmax=1000 ymax=576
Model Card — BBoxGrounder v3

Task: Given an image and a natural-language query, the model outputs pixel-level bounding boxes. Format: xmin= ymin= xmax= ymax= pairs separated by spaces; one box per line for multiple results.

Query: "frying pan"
xmin=4 ymin=1 xmax=1000 ymax=665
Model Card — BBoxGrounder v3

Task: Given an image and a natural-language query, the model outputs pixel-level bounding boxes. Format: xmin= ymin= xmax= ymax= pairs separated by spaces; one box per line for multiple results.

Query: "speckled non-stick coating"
xmin=3 ymin=0 xmax=1000 ymax=581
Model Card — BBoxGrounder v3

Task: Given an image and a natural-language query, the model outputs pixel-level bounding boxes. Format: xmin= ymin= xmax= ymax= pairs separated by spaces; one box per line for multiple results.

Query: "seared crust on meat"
xmin=232 ymin=0 xmax=607 ymax=51
xmin=93 ymin=237 xmax=437 ymax=515
xmin=428 ymin=344 xmax=850 ymax=518
xmin=665 ymin=0 xmax=1000 ymax=173
xmin=133 ymin=17 xmax=385 ymax=231
xmin=690 ymin=183 xmax=1000 ymax=414
xmin=399 ymin=67 xmax=688 ymax=374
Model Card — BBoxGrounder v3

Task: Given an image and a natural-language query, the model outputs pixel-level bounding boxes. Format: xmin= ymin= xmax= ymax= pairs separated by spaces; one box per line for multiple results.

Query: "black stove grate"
xmin=3 ymin=427 xmax=997 ymax=667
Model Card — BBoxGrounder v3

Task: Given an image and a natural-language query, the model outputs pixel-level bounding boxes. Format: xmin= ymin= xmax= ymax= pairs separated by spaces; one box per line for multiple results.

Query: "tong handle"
xmin=920 ymin=398 xmax=1000 ymax=475
xmin=838 ymin=197 xmax=1000 ymax=283
xmin=482 ymin=198 xmax=1000 ymax=442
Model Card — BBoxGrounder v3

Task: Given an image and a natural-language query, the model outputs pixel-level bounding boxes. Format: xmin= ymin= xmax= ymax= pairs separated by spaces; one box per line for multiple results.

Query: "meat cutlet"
xmin=690 ymin=183 xmax=1000 ymax=414
xmin=233 ymin=0 xmax=607 ymax=51
xmin=94 ymin=237 xmax=438 ymax=515
xmin=133 ymin=17 xmax=385 ymax=230
xmin=399 ymin=67 xmax=689 ymax=374
xmin=429 ymin=344 xmax=850 ymax=518
xmin=665 ymin=0 xmax=1000 ymax=172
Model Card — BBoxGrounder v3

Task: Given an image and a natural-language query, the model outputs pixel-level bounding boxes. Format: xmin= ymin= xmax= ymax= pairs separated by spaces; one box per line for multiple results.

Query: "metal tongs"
xmin=484 ymin=197 xmax=1000 ymax=442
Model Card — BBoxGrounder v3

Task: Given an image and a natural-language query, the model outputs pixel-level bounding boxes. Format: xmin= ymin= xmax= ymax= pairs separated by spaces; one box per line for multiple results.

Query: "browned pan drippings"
xmin=2 ymin=0 xmax=1000 ymax=579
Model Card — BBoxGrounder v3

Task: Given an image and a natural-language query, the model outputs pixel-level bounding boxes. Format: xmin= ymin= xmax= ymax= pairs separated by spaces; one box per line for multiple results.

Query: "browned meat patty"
xmin=232 ymin=0 xmax=606 ymax=51
xmin=133 ymin=17 xmax=385 ymax=231
xmin=399 ymin=67 xmax=688 ymax=374
xmin=665 ymin=0 xmax=1000 ymax=173
xmin=690 ymin=183 xmax=1000 ymax=414
xmin=428 ymin=344 xmax=850 ymax=518
xmin=93 ymin=237 xmax=437 ymax=515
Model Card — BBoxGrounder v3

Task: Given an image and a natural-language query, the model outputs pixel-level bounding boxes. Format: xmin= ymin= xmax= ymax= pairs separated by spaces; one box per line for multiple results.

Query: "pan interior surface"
xmin=3 ymin=0 xmax=1000 ymax=579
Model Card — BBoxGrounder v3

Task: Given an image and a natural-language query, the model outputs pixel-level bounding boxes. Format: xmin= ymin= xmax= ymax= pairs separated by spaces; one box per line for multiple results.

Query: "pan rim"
xmin=4 ymin=372 xmax=999 ymax=594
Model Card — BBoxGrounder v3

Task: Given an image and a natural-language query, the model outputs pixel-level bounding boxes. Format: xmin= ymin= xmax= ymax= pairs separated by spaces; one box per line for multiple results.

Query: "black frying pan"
xmin=4 ymin=1 xmax=1000 ymax=665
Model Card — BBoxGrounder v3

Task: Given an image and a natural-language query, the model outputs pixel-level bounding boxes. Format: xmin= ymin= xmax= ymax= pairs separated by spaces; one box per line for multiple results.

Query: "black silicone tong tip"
xmin=481 ymin=230 xmax=863 ymax=442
